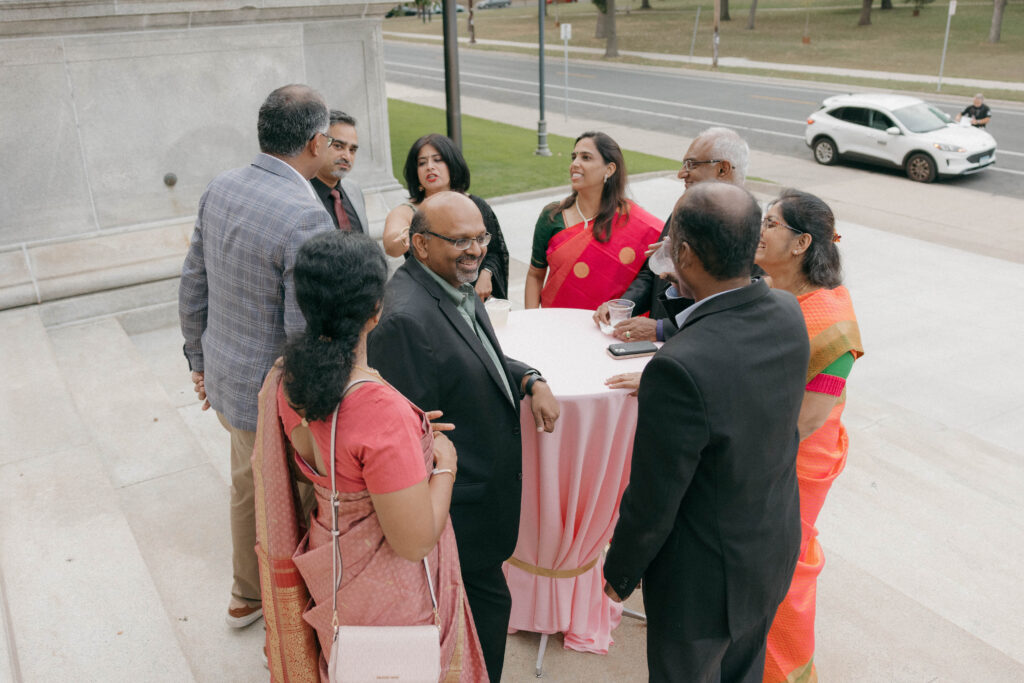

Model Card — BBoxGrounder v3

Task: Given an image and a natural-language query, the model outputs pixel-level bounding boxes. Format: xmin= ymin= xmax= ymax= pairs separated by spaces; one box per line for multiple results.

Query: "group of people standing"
xmin=179 ymin=82 xmax=863 ymax=683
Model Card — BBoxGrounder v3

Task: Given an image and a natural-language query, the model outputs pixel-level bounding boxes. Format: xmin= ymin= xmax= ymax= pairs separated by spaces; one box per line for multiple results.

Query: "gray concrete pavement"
xmin=1 ymin=79 xmax=1023 ymax=682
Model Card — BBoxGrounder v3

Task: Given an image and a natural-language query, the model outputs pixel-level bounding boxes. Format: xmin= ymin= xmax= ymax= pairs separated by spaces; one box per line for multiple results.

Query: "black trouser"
xmin=461 ymin=563 xmax=512 ymax=683
xmin=647 ymin=617 xmax=771 ymax=683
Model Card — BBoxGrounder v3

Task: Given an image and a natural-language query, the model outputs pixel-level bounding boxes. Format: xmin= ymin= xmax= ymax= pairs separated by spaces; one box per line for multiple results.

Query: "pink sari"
xmin=540 ymin=200 xmax=663 ymax=310
xmin=253 ymin=366 xmax=487 ymax=682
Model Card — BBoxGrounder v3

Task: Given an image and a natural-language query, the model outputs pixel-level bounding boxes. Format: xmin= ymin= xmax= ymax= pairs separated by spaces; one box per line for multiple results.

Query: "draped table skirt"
xmin=495 ymin=308 xmax=656 ymax=654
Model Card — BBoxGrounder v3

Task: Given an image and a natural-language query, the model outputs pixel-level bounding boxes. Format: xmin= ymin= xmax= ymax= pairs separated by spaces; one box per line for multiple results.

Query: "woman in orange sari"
xmin=756 ymin=189 xmax=864 ymax=683
xmin=524 ymin=131 xmax=662 ymax=310
xmin=252 ymin=231 xmax=487 ymax=681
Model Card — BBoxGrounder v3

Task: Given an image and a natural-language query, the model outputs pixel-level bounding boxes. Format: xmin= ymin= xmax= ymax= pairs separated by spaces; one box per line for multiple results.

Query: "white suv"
xmin=804 ymin=93 xmax=997 ymax=183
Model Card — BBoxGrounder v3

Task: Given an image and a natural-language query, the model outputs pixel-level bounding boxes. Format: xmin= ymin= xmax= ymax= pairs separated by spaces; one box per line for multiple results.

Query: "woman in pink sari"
xmin=252 ymin=231 xmax=487 ymax=681
xmin=524 ymin=131 xmax=663 ymax=310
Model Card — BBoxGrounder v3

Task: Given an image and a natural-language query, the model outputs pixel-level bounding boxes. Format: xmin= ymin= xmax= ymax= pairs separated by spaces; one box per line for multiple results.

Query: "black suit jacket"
xmin=603 ymin=279 xmax=809 ymax=640
xmin=367 ymin=258 xmax=530 ymax=572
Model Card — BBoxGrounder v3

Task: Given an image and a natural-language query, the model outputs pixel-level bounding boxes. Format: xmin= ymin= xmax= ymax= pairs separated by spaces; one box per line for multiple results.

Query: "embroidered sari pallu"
xmin=540 ymin=202 xmax=662 ymax=310
xmin=764 ymin=286 xmax=863 ymax=683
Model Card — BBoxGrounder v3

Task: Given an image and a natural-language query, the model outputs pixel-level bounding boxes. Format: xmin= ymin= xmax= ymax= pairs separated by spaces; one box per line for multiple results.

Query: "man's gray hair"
xmin=974 ymin=93 xmax=984 ymax=101
xmin=699 ymin=127 xmax=750 ymax=184
xmin=257 ymin=84 xmax=329 ymax=158
xmin=330 ymin=109 xmax=357 ymax=127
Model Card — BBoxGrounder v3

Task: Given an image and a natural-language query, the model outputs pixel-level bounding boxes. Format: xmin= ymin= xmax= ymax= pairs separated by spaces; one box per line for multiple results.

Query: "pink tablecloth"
xmin=495 ymin=308 xmax=656 ymax=654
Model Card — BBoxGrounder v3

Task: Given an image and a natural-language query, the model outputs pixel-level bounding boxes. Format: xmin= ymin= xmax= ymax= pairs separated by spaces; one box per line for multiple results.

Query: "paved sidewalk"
xmin=383 ymin=31 xmax=1024 ymax=93
xmin=2 ymin=82 xmax=1023 ymax=682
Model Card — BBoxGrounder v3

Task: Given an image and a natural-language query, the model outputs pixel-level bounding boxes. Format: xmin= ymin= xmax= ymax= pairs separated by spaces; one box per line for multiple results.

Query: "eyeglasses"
xmin=423 ymin=230 xmax=492 ymax=250
xmin=328 ymin=140 xmax=356 ymax=152
xmin=681 ymin=158 xmax=723 ymax=171
xmin=761 ymin=217 xmax=803 ymax=234
xmin=311 ymin=130 xmax=338 ymax=147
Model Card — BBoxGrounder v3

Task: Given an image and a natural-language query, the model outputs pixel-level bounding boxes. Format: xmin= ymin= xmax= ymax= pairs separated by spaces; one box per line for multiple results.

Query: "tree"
xmin=747 ymin=0 xmax=758 ymax=29
xmin=641 ymin=0 xmax=652 ymax=9
xmin=903 ymin=0 xmax=935 ymax=17
xmin=881 ymin=0 xmax=892 ymax=9
xmin=858 ymin=0 xmax=872 ymax=26
xmin=989 ymin=0 xmax=1008 ymax=42
xmin=595 ymin=0 xmax=608 ymax=38
xmin=605 ymin=0 xmax=619 ymax=55
xmin=721 ymin=0 xmax=731 ymax=21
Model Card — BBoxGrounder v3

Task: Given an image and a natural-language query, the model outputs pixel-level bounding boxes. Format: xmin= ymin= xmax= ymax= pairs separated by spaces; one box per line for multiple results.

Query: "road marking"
xmin=992 ymin=167 xmax=1024 ymax=176
xmin=998 ymin=149 xmax=1024 ymax=158
xmin=385 ymin=70 xmax=807 ymax=141
xmin=751 ymin=94 xmax=819 ymax=106
xmin=385 ymin=61 xmax=806 ymax=127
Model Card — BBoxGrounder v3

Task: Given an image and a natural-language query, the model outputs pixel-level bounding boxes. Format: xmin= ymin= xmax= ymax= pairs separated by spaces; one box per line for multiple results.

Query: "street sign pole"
xmin=561 ymin=23 xmax=571 ymax=122
xmin=937 ymin=0 xmax=956 ymax=92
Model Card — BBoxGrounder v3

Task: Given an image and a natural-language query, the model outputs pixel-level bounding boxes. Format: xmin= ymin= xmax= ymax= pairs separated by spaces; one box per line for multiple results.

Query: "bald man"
xmin=368 ymin=192 xmax=559 ymax=682
xmin=604 ymin=183 xmax=808 ymax=682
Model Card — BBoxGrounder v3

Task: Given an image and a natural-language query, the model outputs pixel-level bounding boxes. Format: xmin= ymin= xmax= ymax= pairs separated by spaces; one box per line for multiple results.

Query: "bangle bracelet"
xmin=431 ymin=468 xmax=455 ymax=480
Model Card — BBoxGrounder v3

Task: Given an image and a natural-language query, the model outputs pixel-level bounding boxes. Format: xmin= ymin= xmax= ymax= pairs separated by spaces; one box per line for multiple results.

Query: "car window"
xmin=892 ymin=103 xmax=947 ymax=133
xmin=834 ymin=107 xmax=870 ymax=127
xmin=869 ymin=110 xmax=896 ymax=131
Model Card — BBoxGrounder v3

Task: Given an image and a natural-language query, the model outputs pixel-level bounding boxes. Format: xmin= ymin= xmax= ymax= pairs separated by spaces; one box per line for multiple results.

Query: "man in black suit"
xmin=595 ymin=126 xmax=750 ymax=343
xmin=368 ymin=191 xmax=560 ymax=682
xmin=603 ymin=183 xmax=809 ymax=682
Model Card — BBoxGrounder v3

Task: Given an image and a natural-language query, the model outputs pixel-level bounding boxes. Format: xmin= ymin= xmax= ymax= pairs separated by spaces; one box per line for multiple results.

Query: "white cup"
xmin=485 ymin=298 xmax=511 ymax=327
xmin=647 ymin=238 xmax=674 ymax=276
xmin=600 ymin=298 xmax=635 ymax=335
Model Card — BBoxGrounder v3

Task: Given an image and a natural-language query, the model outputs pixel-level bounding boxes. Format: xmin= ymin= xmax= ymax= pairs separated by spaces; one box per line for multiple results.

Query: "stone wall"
xmin=0 ymin=0 xmax=402 ymax=310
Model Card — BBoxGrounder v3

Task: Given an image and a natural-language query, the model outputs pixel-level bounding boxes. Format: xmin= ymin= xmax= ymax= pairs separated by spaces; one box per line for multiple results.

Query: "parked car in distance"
xmin=429 ymin=2 xmax=465 ymax=12
xmin=478 ymin=0 xmax=511 ymax=7
xmin=385 ymin=3 xmax=418 ymax=16
xmin=804 ymin=93 xmax=997 ymax=183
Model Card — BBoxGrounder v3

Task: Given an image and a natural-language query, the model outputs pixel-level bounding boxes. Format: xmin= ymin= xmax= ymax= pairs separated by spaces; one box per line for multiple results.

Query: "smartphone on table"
xmin=607 ymin=341 xmax=658 ymax=359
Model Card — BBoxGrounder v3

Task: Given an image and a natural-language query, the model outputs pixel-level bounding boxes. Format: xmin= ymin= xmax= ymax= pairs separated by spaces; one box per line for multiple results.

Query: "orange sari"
xmin=764 ymin=286 xmax=863 ymax=683
xmin=540 ymin=200 xmax=662 ymax=310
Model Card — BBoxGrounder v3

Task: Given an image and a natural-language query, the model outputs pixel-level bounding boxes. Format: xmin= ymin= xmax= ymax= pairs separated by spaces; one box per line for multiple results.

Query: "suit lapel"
xmin=407 ymin=261 xmax=517 ymax=407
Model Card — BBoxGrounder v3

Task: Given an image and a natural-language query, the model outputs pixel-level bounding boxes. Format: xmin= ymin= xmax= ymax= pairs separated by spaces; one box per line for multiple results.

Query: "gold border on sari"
xmin=506 ymin=555 xmax=600 ymax=579
xmin=806 ymin=320 xmax=863 ymax=383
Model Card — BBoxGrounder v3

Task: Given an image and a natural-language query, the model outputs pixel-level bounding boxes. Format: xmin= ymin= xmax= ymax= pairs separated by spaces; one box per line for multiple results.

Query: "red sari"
xmin=764 ymin=286 xmax=863 ymax=683
xmin=540 ymin=200 xmax=662 ymax=310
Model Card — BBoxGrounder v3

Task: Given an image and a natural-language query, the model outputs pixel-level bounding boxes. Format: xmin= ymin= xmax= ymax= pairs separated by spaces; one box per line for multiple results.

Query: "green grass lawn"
xmin=388 ymin=98 xmax=679 ymax=199
xmin=385 ymin=0 xmax=1023 ymax=92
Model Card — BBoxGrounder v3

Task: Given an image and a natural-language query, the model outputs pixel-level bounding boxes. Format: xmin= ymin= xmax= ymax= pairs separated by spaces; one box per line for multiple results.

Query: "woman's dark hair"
xmin=771 ymin=188 xmax=843 ymax=288
xmin=281 ymin=231 xmax=387 ymax=422
xmin=549 ymin=131 xmax=629 ymax=242
xmin=402 ymin=134 xmax=471 ymax=203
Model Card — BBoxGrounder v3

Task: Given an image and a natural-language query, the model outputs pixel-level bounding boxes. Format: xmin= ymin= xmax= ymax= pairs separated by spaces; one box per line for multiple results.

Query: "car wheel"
xmin=905 ymin=153 xmax=937 ymax=183
xmin=812 ymin=137 xmax=837 ymax=166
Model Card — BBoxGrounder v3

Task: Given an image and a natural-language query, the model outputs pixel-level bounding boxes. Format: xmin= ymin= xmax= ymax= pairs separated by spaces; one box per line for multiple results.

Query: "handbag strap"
xmin=329 ymin=383 xmax=440 ymax=635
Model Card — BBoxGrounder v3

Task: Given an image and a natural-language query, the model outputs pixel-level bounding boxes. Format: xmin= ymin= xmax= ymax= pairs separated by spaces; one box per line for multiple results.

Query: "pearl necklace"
xmin=574 ymin=199 xmax=595 ymax=228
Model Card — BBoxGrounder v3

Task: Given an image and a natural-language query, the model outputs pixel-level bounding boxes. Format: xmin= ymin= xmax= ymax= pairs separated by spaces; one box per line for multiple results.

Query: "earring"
xmin=418 ymin=185 xmax=424 ymax=192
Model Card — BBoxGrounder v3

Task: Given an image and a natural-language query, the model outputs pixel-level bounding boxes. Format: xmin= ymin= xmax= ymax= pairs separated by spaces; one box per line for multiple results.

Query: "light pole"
xmin=442 ymin=0 xmax=463 ymax=148
xmin=536 ymin=0 xmax=552 ymax=156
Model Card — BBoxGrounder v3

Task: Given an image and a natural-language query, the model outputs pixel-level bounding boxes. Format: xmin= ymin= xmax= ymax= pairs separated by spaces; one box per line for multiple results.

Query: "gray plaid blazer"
xmin=179 ymin=153 xmax=334 ymax=431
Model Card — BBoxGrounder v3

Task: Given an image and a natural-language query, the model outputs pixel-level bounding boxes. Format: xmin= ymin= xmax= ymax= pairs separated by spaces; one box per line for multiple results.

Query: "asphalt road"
xmin=384 ymin=41 xmax=1024 ymax=197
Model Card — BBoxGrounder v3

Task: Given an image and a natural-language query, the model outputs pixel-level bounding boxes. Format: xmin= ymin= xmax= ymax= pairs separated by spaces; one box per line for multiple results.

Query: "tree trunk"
xmin=468 ymin=0 xmax=476 ymax=43
xmin=746 ymin=0 xmax=758 ymax=29
xmin=605 ymin=0 xmax=619 ymax=57
xmin=641 ymin=0 xmax=651 ymax=8
xmin=720 ymin=0 xmax=731 ymax=21
xmin=989 ymin=0 xmax=1008 ymax=42
xmin=858 ymin=0 xmax=872 ymax=25
xmin=881 ymin=0 xmax=892 ymax=9
xmin=595 ymin=7 xmax=607 ymax=38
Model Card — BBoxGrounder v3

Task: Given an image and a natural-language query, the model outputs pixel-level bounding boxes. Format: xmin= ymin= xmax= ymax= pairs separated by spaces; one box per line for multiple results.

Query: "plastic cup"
xmin=601 ymin=298 xmax=635 ymax=335
xmin=485 ymin=298 xmax=511 ymax=328
xmin=647 ymin=239 xmax=674 ymax=276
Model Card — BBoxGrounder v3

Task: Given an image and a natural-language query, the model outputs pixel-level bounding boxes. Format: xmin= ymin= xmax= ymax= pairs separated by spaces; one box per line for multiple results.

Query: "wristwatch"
xmin=523 ymin=371 xmax=547 ymax=398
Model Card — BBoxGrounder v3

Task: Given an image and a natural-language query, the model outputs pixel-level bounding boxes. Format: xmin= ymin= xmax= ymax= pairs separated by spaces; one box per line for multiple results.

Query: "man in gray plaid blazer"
xmin=178 ymin=84 xmax=335 ymax=627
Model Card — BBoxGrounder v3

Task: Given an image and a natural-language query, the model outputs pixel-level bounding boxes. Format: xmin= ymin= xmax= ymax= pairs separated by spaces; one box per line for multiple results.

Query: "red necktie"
xmin=329 ymin=188 xmax=352 ymax=231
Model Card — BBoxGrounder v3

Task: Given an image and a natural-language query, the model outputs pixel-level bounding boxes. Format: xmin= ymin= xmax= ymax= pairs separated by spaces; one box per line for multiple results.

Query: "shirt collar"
xmin=421 ymin=260 xmax=475 ymax=307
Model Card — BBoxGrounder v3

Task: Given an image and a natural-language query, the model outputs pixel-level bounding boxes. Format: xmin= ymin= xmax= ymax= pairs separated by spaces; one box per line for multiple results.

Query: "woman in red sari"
xmin=756 ymin=189 xmax=864 ymax=683
xmin=524 ymin=131 xmax=662 ymax=310
xmin=252 ymin=231 xmax=487 ymax=681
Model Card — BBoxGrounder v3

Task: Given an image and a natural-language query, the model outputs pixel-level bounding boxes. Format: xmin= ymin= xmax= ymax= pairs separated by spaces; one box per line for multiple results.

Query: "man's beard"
xmin=455 ymin=255 xmax=480 ymax=284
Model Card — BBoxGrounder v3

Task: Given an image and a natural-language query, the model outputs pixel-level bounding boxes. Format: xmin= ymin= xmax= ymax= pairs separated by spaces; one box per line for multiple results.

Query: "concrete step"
xmin=0 ymin=308 xmax=194 ymax=682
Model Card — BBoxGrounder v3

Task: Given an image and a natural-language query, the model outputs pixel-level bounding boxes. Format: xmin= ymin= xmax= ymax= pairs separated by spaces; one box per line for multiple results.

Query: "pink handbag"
xmin=325 ymin=398 xmax=442 ymax=683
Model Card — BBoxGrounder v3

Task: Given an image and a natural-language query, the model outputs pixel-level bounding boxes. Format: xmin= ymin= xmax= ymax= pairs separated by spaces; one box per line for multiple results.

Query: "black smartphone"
xmin=607 ymin=341 xmax=658 ymax=359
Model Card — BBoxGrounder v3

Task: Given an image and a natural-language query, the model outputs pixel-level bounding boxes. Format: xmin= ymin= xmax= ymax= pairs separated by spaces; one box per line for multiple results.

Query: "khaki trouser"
xmin=217 ymin=412 xmax=262 ymax=606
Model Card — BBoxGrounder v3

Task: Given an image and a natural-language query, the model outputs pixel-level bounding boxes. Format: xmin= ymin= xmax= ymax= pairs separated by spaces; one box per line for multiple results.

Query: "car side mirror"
xmin=886 ymin=126 xmax=901 ymax=136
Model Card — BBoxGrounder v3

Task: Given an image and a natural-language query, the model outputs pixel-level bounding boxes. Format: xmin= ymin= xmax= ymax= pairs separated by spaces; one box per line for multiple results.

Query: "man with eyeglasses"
xmin=179 ymin=84 xmax=334 ymax=630
xmin=309 ymin=109 xmax=369 ymax=232
xmin=368 ymin=191 xmax=560 ymax=683
xmin=595 ymin=127 xmax=749 ymax=344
